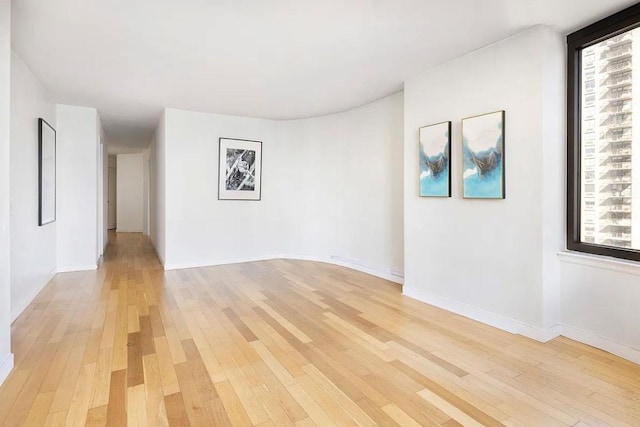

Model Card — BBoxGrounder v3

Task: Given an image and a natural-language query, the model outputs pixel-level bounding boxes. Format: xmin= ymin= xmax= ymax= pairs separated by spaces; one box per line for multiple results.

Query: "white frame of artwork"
xmin=218 ymin=137 xmax=263 ymax=201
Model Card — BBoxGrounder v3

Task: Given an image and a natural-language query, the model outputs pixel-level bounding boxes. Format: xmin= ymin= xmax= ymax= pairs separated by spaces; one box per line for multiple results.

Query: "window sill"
xmin=557 ymin=250 xmax=640 ymax=276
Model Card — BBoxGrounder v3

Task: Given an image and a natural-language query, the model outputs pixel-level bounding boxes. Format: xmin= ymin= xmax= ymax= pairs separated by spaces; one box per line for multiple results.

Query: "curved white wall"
xmin=280 ymin=94 xmax=404 ymax=278
xmin=156 ymin=92 xmax=404 ymax=281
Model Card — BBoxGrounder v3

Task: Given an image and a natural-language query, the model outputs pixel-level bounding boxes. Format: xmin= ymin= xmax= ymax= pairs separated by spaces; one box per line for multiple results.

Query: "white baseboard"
xmin=116 ymin=228 xmax=143 ymax=233
xmin=538 ymin=323 xmax=564 ymax=343
xmin=55 ymin=264 xmax=97 ymax=273
xmin=164 ymin=254 xmax=404 ymax=284
xmin=10 ymin=268 xmax=57 ymax=323
xmin=0 ymin=353 xmax=14 ymax=387
xmin=561 ymin=325 xmax=640 ymax=365
xmin=403 ymin=285 xmax=640 ymax=364
xmin=402 ymin=285 xmax=557 ymax=342
xmin=327 ymin=255 xmax=404 ymax=284
xmin=164 ymin=256 xmax=279 ymax=271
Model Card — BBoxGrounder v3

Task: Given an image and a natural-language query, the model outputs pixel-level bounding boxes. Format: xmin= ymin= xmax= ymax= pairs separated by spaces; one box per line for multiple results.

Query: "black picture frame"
xmin=218 ymin=137 xmax=263 ymax=201
xmin=38 ymin=118 xmax=56 ymax=226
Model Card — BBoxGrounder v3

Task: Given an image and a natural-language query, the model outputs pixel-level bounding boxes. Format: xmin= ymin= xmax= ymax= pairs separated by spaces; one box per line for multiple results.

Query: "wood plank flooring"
xmin=1 ymin=232 xmax=639 ymax=426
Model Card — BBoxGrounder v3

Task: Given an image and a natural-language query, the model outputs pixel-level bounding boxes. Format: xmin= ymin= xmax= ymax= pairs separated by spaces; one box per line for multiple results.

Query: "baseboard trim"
xmin=164 ymin=255 xmax=404 ymax=285
xmin=164 ymin=256 xmax=278 ymax=271
xmin=402 ymin=285 xmax=556 ymax=342
xmin=10 ymin=268 xmax=57 ymax=323
xmin=55 ymin=264 xmax=97 ymax=273
xmin=561 ymin=325 xmax=640 ymax=365
xmin=116 ymin=229 xmax=144 ymax=233
xmin=329 ymin=255 xmax=404 ymax=284
xmin=403 ymin=286 xmax=640 ymax=364
xmin=0 ymin=353 xmax=14 ymax=387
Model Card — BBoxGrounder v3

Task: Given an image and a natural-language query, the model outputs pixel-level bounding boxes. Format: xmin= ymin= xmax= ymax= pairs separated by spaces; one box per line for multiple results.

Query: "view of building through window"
xmin=581 ymin=28 xmax=640 ymax=250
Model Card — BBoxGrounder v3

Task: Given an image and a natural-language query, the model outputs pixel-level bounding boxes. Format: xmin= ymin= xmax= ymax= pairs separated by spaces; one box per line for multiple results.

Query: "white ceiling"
xmin=11 ymin=0 xmax=637 ymax=149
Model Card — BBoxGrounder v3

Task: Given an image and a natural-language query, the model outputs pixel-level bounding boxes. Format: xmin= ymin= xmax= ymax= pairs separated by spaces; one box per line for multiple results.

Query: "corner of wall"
xmin=0 ymin=0 xmax=13 ymax=385
xmin=0 ymin=353 xmax=14 ymax=386
xmin=10 ymin=268 xmax=57 ymax=323
xmin=402 ymin=285 xmax=561 ymax=343
xmin=561 ymin=325 xmax=640 ymax=365
xmin=148 ymin=109 xmax=166 ymax=266
xmin=540 ymin=25 xmax=566 ymax=331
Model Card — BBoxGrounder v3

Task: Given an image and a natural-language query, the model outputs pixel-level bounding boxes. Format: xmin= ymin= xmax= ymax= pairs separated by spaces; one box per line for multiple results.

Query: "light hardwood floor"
xmin=0 ymin=232 xmax=639 ymax=426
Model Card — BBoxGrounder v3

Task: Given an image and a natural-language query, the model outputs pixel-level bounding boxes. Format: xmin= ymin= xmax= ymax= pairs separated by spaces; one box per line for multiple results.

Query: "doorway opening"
xmin=105 ymin=149 xmax=151 ymax=244
xmin=107 ymin=155 xmax=117 ymax=230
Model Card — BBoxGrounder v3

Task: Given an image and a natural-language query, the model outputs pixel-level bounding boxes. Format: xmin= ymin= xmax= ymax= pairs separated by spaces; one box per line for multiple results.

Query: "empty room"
xmin=1 ymin=0 xmax=640 ymax=425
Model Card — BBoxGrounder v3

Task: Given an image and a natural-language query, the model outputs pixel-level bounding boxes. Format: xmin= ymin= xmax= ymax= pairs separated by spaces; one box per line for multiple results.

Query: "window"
xmin=583 ymin=119 xmax=595 ymax=132
xmin=584 ymin=53 xmax=595 ymax=68
xmin=568 ymin=3 xmax=640 ymax=261
xmin=584 ymin=79 xmax=596 ymax=92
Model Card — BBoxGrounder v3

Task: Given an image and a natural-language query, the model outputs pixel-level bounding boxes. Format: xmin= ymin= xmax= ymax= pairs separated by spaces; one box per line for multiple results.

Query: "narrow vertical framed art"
xmin=462 ymin=110 xmax=505 ymax=199
xmin=218 ymin=137 xmax=263 ymax=201
xmin=38 ymin=118 xmax=56 ymax=225
xmin=419 ymin=121 xmax=451 ymax=197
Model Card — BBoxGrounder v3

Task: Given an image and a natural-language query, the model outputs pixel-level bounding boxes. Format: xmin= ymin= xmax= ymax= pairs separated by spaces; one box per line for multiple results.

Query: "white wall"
xmin=0 ymin=0 xmax=13 ymax=385
xmin=541 ymin=35 xmax=566 ymax=332
xmin=56 ymin=105 xmax=99 ymax=271
xmin=403 ymin=27 xmax=564 ymax=337
xmin=279 ymin=93 xmax=404 ymax=278
xmin=158 ymin=93 xmax=404 ymax=281
xmin=163 ymin=108 xmax=280 ymax=268
xmin=143 ymin=149 xmax=150 ymax=236
xmin=9 ymin=51 xmax=56 ymax=321
xmin=98 ymin=118 xmax=108 ymax=256
xmin=116 ymin=152 xmax=144 ymax=233
xmin=559 ymin=258 xmax=640 ymax=363
xmin=401 ymin=26 xmax=639 ymax=363
xmin=107 ymin=155 xmax=117 ymax=232
xmin=102 ymin=140 xmax=108 ymax=250
xmin=149 ymin=112 xmax=166 ymax=263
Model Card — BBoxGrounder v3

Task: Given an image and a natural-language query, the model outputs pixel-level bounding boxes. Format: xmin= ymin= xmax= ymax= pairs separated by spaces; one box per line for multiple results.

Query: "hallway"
xmin=0 ymin=233 xmax=639 ymax=426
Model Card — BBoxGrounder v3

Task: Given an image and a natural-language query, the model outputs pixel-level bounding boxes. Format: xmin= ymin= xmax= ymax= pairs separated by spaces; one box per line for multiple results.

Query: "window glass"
xmin=580 ymin=28 xmax=639 ymax=250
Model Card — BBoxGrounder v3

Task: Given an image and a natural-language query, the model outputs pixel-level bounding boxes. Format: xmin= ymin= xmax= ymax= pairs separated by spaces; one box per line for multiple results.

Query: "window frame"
xmin=567 ymin=3 xmax=640 ymax=261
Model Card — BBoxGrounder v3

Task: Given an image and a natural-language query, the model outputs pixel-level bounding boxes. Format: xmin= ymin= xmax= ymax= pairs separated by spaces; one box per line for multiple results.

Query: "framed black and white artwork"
xmin=38 ymin=118 xmax=56 ymax=225
xmin=218 ymin=137 xmax=262 ymax=201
